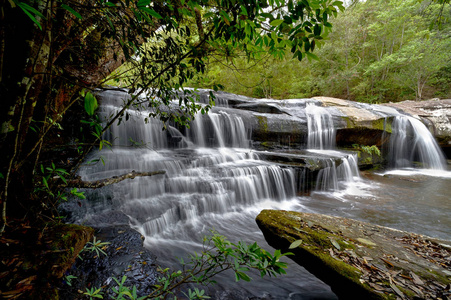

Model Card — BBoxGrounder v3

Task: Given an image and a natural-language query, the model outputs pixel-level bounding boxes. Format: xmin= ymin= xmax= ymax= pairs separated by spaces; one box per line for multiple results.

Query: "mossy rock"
xmin=336 ymin=128 xmax=387 ymax=149
xmin=31 ymin=223 xmax=94 ymax=299
xmin=256 ymin=210 xmax=450 ymax=300
xmin=44 ymin=223 xmax=94 ymax=279
xmin=0 ymin=222 xmax=93 ymax=300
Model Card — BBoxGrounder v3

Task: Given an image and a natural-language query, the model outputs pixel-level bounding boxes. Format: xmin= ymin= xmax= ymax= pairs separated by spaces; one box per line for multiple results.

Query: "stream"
xmin=69 ymin=89 xmax=450 ymax=299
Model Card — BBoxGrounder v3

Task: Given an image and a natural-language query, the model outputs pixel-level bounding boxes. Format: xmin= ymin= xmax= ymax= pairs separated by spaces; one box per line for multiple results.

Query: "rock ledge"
xmin=256 ymin=210 xmax=450 ymax=299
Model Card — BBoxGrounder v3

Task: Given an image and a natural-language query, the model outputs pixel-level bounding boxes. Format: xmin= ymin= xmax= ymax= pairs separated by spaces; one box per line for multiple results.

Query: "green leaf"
xmin=42 ymin=177 xmax=49 ymax=189
xmin=289 ymin=240 xmax=303 ymax=249
xmin=240 ymin=6 xmax=248 ymax=16
xmin=305 ymin=52 xmax=319 ymax=61
xmin=270 ymin=19 xmax=284 ymax=26
xmin=236 ymin=271 xmax=251 ymax=282
xmin=17 ymin=2 xmax=44 ymax=18
xmin=105 ymin=15 xmax=115 ymax=32
xmin=17 ymin=3 xmax=42 ymax=30
xmin=139 ymin=7 xmax=162 ymax=19
xmin=84 ymin=92 xmax=98 ymax=116
xmin=220 ymin=11 xmax=231 ymax=25
xmin=137 ymin=0 xmax=151 ymax=6
xmin=204 ymin=12 xmax=214 ymax=18
xmin=313 ymin=24 xmax=321 ymax=36
xmin=60 ymin=175 xmax=67 ymax=184
xmin=260 ymin=13 xmax=273 ymax=19
xmin=330 ymin=238 xmax=341 ymax=250
xmin=61 ymin=4 xmax=82 ymax=20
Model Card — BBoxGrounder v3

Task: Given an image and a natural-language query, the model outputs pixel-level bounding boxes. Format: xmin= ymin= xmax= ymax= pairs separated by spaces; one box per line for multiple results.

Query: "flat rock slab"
xmin=256 ymin=210 xmax=451 ymax=300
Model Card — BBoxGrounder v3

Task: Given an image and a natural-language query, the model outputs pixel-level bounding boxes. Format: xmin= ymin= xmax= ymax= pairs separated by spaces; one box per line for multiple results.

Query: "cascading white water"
xmin=184 ymin=110 xmax=250 ymax=148
xmin=72 ymin=90 xmax=450 ymax=299
xmin=307 ymin=150 xmax=360 ymax=191
xmin=388 ymin=116 xmax=447 ymax=170
xmin=316 ymin=158 xmax=339 ymax=191
xmin=77 ymin=92 xmax=326 ymax=298
xmin=306 ymin=103 xmax=336 ymax=149
xmin=306 ymin=103 xmax=360 ymax=191
xmin=80 ymin=90 xmax=299 ymax=241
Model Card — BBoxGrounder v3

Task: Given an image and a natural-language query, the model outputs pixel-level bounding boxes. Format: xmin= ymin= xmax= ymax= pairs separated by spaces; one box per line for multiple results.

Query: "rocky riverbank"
xmin=256 ymin=209 xmax=451 ymax=300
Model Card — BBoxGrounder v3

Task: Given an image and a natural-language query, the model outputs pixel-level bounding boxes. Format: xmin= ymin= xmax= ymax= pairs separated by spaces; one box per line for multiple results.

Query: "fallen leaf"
xmin=357 ymin=238 xmax=376 ymax=246
xmin=330 ymin=238 xmax=341 ymax=250
xmin=17 ymin=275 xmax=37 ymax=286
xmin=381 ymin=258 xmax=394 ymax=268
xmin=1 ymin=290 xmax=23 ymax=295
xmin=390 ymin=283 xmax=405 ymax=299
xmin=369 ymin=282 xmax=388 ymax=291
xmin=409 ymin=271 xmax=424 ymax=285
xmin=327 ymin=247 xmax=333 ymax=256
xmin=289 ymin=240 xmax=302 ymax=249
xmin=0 ymin=271 xmax=9 ymax=279
xmin=408 ymin=285 xmax=423 ymax=297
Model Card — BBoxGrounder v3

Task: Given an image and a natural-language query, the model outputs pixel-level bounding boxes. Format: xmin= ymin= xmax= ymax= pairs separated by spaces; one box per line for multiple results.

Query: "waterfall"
xmin=183 ymin=110 xmax=250 ymax=148
xmin=70 ymin=89 xmax=451 ymax=299
xmin=306 ymin=103 xmax=360 ymax=191
xmin=80 ymin=91 xmax=297 ymax=240
xmin=307 ymin=150 xmax=360 ymax=192
xmin=306 ymin=103 xmax=336 ymax=149
xmin=388 ymin=116 xmax=447 ymax=170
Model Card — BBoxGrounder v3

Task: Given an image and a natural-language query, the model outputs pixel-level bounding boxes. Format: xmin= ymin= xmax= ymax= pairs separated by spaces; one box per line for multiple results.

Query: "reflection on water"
xmin=299 ymin=168 xmax=451 ymax=241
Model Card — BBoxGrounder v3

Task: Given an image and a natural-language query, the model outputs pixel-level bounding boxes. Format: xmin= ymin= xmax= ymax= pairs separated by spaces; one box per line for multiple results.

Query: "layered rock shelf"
xmin=256 ymin=209 xmax=451 ymax=299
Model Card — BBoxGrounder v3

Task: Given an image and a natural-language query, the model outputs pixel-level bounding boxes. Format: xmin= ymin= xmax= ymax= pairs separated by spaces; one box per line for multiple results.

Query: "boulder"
xmin=249 ymin=113 xmax=308 ymax=148
xmin=0 ymin=223 xmax=94 ymax=300
xmin=256 ymin=209 xmax=451 ymax=300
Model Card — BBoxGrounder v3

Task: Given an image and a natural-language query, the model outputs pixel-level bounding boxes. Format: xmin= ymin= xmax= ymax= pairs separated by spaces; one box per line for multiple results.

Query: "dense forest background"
xmin=186 ymin=0 xmax=451 ymax=102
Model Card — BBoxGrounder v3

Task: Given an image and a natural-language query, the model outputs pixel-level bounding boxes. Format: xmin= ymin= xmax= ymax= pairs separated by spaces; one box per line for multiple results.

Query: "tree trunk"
xmin=0 ymin=1 xmax=137 ymax=233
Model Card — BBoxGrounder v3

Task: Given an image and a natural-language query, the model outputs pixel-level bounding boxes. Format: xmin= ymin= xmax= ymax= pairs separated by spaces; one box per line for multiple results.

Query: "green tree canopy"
xmin=0 ymin=0 xmax=344 ymax=232
xmin=195 ymin=0 xmax=451 ymax=102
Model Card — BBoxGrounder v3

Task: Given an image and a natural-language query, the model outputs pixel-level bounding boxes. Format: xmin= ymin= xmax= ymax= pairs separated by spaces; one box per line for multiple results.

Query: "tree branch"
xmin=63 ymin=170 xmax=166 ymax=189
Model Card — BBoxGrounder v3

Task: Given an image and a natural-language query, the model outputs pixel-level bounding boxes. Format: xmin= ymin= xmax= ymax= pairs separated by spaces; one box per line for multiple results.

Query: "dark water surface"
xmin=299 ymin=168 xmax=451 ymax=241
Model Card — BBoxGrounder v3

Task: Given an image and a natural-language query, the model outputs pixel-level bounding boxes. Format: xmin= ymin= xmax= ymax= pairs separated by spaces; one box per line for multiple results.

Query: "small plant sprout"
xmin=84 ymin=287 xmax=104 ymax=299
xmin=83 ymin=236 xmax=110 ymax=257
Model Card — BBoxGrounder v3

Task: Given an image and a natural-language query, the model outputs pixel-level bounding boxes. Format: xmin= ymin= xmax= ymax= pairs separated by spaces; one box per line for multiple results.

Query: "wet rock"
xmin=236 ymin=103 xmax=287 ymax=114
xmin=249 ymin=113 xmax=308 ymax=148
xmin=255 ymin=150 xmax=345 ymax=171
xmin=58 ymin=216 xmax=159 ymax=299
xmin=256 ymin=210 xmax=451 ymax=300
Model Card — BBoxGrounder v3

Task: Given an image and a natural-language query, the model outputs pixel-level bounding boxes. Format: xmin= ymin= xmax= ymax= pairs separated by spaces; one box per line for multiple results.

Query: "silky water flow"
xmin=73 ymin=90 xmax=450 ymax=299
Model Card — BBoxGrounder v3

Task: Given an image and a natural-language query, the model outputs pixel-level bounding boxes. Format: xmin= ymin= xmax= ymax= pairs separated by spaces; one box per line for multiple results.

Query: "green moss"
xmin=45 ymin=223 xmax=94 ymax=278
xmin=342 ymin=116 xmax=355 ymax=128
xmin=316 ymin=251 xmax=362 ymax=283
xmin=256 ymin=115 xmax=268 ymax=132
xmin=258 ymin=211 xmax=385 ymax=298
xmin=397 ymin=285 xmax=416 ymax=298
xmin=372 ymin=118 xmax=392 ymax=133
xmin=287 ymin=229 xmax=374 ymax=295
xmin=419 ymin=268 xmax=450 ymax=284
